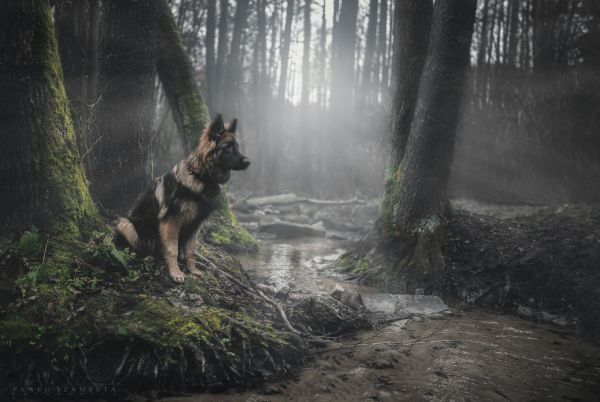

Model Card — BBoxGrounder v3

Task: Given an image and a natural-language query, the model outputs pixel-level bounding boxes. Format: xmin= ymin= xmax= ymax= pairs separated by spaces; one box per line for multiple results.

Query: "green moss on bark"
xmin=0 ymin=1 xmax=100 ymax=239
xmin=157 ymin=0 xmax=210 ymax=152
xmin=376 ymin=165 xmax=403 ymax=239
xmin=33 ymin=0 xmax=100 ymax=238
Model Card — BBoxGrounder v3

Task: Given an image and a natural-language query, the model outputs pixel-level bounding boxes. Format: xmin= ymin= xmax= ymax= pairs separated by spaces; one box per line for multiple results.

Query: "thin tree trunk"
xmin=222 ymin=0 xmax=249 ymax=115
xmin=377 ymin=0 xmax=433 ymax=237
xmin=360 ymin=0 xmax=378 ymax=107
xmin=299 ymin=0 xmax=312 ymax=193
xmin=0 ymin=0 xmax=98 ymax=236
xmin=394 ymin=0 xmax=476 ymax=232
xmin=93 ymin=0 xmax=158 ymax=212
xmin=374 ymin=0 xmax=387 ymax=102
xmin=301 ymin=0 xmax=312 ymax=107
xmin=317 ymin=1 xmax=327 ymax=108
xmin=278 ymin=0 xmax=295 ymax=101
xmin=205 ymin=0 xmax=217 ymax=108
xmin=214 ymin=0 xmax=229 ymax=112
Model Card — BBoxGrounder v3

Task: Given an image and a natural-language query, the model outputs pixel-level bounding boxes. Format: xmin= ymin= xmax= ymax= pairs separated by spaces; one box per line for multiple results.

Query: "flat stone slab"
xmin=361 ymin=294 xmax=449 ymax=316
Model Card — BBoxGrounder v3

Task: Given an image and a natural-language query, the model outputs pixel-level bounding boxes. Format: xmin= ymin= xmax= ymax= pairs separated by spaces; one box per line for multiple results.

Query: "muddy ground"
xmin=143 ymin=305 xmax=600 ymax=401
xmin=136 ymin=235 xmax=600 ymax=402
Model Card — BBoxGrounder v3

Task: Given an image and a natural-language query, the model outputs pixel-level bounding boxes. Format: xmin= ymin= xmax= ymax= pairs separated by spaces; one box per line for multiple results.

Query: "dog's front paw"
xmin=168 ymin=265 xmax=185 ymax=283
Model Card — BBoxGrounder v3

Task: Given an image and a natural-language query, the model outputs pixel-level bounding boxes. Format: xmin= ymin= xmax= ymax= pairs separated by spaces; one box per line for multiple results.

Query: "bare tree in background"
xmin=205 ymin=0 xmax=217 ymax=109
xmin=222 ymin=0 xmax=250 ymax=116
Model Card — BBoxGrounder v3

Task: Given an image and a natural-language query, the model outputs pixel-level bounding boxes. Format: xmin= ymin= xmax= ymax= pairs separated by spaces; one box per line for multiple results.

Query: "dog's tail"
xmin=114 ymin=217 xmax=140 ymax=250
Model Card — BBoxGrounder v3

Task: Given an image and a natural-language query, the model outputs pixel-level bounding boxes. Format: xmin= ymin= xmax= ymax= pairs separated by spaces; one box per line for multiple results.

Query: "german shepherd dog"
xmin=115 ymin=114 xmax=250 ymax=282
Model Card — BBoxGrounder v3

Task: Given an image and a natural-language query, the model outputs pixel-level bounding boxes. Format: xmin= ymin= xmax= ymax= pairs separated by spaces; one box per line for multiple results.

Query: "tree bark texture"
xmin=376 ymin=0 xmax=432 ymax=237
xmin=92 ymin=0 xmax=158 ymax=212
xmin=0 ymin=0 xmax=98 ymax=237
xmin=393 ymin=0 xmax=476 ymax=233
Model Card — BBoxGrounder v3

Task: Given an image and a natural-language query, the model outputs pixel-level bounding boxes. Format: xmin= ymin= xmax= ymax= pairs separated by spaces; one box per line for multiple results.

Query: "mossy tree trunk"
xmin=54 ymin=0 xmax=88 ymax=154
xmin=91 ymin=0 xmax=158 ymax=213
xmin=376 ymin=0 xmax=433 ymax=238
xmin=340 ymin=0 xmax=476 ymax=293
xmin=155 ymin=0 xmax=257 ymax=253
xmin=156 ymin=0 xmax=210 ymax=153
xmin=393 ymin=0 xmax=476 ymax=233
xmin=0 ymin=0 xmax=98 ymax=238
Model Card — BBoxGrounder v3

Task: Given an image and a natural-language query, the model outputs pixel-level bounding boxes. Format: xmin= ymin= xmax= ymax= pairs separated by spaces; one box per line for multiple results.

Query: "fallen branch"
xmin=244 ymin=193 xmax=366 ymax=208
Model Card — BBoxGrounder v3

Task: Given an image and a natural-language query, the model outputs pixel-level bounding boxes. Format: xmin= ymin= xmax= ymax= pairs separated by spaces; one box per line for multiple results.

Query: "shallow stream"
xmin=158 ymin=238 xmax=600 ymax=401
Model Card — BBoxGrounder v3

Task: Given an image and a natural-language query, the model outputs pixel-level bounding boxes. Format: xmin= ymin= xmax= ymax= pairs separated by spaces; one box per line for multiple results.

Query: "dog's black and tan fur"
xmin=115 ymin=114 xmax=250 ymax=282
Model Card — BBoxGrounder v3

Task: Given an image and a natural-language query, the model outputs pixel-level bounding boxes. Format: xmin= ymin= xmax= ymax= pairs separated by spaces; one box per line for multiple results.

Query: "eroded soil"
xmin=151 ymin=307 xmax=600 ymax=401
xmin=145 ymin=238 xmax=600 ymax=402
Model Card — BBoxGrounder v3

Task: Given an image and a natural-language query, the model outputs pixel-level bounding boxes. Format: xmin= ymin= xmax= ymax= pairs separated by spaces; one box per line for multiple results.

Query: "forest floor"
xmin=141 ymin=238 xmax=600 ymax=402
xmin=4 ymin=198 xmax=599 ymax=400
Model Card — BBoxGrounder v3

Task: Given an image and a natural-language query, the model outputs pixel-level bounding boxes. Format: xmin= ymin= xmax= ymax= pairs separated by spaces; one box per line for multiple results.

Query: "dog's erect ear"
xmin=228 ymin=118 xmax=238 ymax=133
xmin=208 ymin=114 xmax=225 ymax=141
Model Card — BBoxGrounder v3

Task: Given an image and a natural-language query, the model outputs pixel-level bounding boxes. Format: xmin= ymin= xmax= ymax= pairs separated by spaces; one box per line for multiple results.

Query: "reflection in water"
xmin=240 ymin=238 xmax=357 ymax=293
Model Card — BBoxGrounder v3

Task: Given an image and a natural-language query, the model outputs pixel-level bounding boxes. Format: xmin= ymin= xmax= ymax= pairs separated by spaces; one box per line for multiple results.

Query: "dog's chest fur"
xmin=158 ymin=161 xmax=221 ymax=227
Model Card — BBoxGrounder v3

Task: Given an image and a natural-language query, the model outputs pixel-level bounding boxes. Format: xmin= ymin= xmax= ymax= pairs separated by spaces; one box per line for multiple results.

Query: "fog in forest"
xmin=2 ymin=0 xmax=600 ymax=399
xmin=126 ymin=0 xmax=600 ymax=205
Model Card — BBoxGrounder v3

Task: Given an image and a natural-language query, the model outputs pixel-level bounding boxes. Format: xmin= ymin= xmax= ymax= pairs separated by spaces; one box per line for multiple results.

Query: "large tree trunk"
xmin=376 ymin=0 xmax=432 ymax=237
xmin=393 ymin=0 xmax=476 ymax=232
xmin=0 ymin=0 xmax=98 ymax=237
xmin=54 ymin=0 xmax=91 ymax=157
xmin=340 ymin=0 xmax=476 ymax=294
xmin=92 ymin=0 xmax=158 ymax=213
xmin=156 ymin=0 xmax=209 ymax=153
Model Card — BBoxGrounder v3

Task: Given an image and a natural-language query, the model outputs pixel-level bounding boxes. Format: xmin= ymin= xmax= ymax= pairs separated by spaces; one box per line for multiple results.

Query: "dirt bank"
xmin=338 ymin=204 xmax=600 ymax=339
xmin=148 ymin=306 xmax=600 ymax=401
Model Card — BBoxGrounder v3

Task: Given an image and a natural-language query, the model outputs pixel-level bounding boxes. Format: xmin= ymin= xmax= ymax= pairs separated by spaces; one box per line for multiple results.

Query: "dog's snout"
xmin=239 ymin=157 xmax=250 ymax=170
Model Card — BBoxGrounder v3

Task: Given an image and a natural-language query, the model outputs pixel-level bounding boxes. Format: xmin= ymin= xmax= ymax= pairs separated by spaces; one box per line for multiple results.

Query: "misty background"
xmin=68 ymin=0 xmax=600 ymax=205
